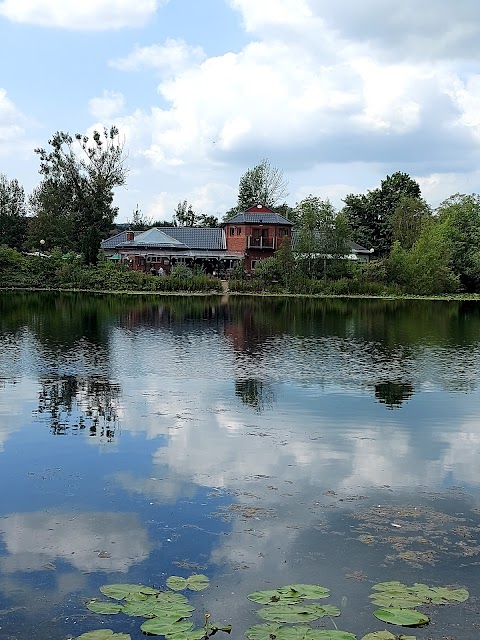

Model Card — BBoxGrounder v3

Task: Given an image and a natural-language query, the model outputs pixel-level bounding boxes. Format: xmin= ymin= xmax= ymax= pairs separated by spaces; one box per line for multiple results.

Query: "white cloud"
xmin=88 ymin=90 xmax=125 ymax=120
xmin=0 ymin=88 xmax=27 ymax=153
xmin=0 ymin=511 xmax=151 ymax=573
xmin=110 ymin=38 xmax=206 ymax=75
xmin=0 ymin=0 xmax=165 ymax=30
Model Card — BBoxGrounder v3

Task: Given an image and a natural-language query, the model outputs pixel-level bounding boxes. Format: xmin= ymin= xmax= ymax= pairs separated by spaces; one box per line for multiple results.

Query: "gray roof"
xmin=101 ymin=231 xmax=128 ymax=249
xmin=223 ymin=212 xmax=293 ymax=225
xmin=118 ymin=228 xmax=187 ymax=248
xmin=291 ymin=230 xmax=370 ymax=253
xmin=161 ymin=227 xmax=226 ymax=250
xmin=101 ymin=227 xmax=226 ymax=251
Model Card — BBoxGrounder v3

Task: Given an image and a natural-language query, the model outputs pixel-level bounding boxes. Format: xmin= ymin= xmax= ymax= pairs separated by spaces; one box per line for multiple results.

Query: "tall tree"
xmin=34 ymin=126 xmax=127 ymax=264
xmin=436 ymin=193 xmax=480 ymax=292
xmin=294 ymin=196 xmax=351 ymax=277
xmin=391 ymin=195 xmax=431 ymax=250
xmin=28 ymin=178 xmax=77 ymax=252
xmin=174 ymin=200 xmax=196 ymax=226
xmin=128 ymin=205 xmax=152 ymax=231
xmin=0 ymin=174 xmax=28 ymax=249
xmin=236 ymin=158 xmax=289 ymax=212
xmin=343 ymin=171 xmax=421 ymax=257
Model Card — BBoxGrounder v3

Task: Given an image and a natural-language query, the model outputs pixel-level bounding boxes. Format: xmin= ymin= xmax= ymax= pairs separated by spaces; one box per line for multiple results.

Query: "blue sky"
xmin=1 ymin=0 xmax=480 ymax=223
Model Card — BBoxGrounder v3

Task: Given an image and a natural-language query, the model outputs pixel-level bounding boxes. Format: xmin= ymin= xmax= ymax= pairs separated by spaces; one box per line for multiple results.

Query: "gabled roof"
xmin=102 ymin=230 xmax=129 ymax=249
xmin=118 ymin=228 xmax=187 ymax=248
xmin=160 ymin=227 xmax=226 ymax=250
xmin=223 ymin=211 xmax=293 ymax=225
xmin=102 ymin=227 xmax=226 ymax=251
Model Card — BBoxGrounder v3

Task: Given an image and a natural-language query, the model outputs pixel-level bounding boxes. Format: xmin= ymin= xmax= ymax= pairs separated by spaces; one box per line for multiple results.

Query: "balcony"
xmin=247 ymin=236 xmax=275 ymax=249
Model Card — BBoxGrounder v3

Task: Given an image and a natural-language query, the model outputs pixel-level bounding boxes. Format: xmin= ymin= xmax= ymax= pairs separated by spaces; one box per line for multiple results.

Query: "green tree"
xmin=34 ymin=126 xmax=127 ymax=264
xmin=174 ymin=200 xmax=196 ymax=226
xmin=387 ymin=219 xmax=459 ymax=295
xmin=0 ymin=174 xmax=28 ymax=249
xmin=236 ymin=158 xmax=289 ymax=212
xmin=28 ymin=178 xmax=77 ymax=252
xmin=343 ymin=171 xmax=421 ymax=257
xmin=294 ymin=196 xmax=351 ymax=278
xmin=391 ymin=195 xmax=431 ymax=249
xmin=128 ymin=205 xmax=152 ymax=231
xmin=436 ymin=193 xmax=480 ymax=292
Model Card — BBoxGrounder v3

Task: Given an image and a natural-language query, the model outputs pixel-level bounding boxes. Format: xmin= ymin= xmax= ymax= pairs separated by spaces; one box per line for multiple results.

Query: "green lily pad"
xmin=304 ymin=633 xmax=355 ymax=640
xmin=155 ymin=592 xmax=192 ymax=606
xmin=247 ymin=590 xmax=303 ymax=606
xmin=371 ymin=582 xmax=469 ymax=607
xmin=279 ymin=585 xmax=331 ymax=600
xmin=85 ymin=600 xmax=124 ymax=615
xmin=245 ymin=623 xmax=283 ymax=640
xmin=166 ymin=574 xmax=210 ymax=591
xmin=99 ymin=583 xmax=158 ymax=600
xmin=361 ymin=632 xmax=416 ymax=640
xmin=428 ymin=587 xmax=469 ymax=603
xmin=373 ymin=609 xmax=429 ymax=627
xmin=141 ymin=618 xmax=195 ymax=636
xmin=257 ymin=604 xmax=340 ymax=623
xmin=165 ymin=629 xmax=207 ymax=640
xmin=76 ymin=632 xmax=131 ymax=640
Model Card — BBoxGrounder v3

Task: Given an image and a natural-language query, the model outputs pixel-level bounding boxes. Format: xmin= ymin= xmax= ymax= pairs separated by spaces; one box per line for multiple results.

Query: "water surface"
xmin=0 ymin=293 xmax=479 ymax=640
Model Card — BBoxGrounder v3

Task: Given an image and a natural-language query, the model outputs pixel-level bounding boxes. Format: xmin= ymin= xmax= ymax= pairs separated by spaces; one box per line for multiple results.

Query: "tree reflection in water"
xmin=36 ymin=375 xmax=120 ymax=441
xmin=374 ymin=382 xmax=415 ymax=409
xmin=235 ymin=378 xmax=274 ymax=413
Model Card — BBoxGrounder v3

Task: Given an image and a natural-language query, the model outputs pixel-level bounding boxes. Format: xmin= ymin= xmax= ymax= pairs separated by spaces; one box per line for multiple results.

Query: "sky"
xmin=1 ymin=0 xmax=480 ymax=223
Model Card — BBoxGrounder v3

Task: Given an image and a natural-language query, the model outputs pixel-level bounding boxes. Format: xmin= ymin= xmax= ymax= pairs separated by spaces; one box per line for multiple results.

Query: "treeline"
xmin=2 ymin=127 xmax=480 ymax=295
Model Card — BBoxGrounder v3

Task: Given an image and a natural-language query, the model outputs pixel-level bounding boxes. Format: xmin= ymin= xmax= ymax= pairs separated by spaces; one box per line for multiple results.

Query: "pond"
xmin=0 ymin=292 xmax=479 ymax=640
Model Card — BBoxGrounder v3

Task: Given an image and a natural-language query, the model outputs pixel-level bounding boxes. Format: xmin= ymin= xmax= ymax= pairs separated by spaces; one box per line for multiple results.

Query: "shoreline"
xmin=2 ymin=286 xmax=480 ymax=302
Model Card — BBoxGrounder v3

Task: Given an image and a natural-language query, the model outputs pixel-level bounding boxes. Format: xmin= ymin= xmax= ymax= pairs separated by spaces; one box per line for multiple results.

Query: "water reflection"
xmin=36 ymin=376 xmax=120 ymax=440
xmin=0 ymin=293 xmax=480 ymax=639
xmin=0 ymin=511 xmax=151 ymax=573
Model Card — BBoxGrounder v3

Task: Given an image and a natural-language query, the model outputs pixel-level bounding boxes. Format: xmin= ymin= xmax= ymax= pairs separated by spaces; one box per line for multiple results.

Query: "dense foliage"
xmin=0 ymin=248 xmax=221 ymax=293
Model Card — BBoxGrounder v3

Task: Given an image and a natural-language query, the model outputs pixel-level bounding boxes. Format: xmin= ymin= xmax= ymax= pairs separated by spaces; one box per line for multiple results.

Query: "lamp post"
xmin=39 ymin=239 xmax=45 ymax=256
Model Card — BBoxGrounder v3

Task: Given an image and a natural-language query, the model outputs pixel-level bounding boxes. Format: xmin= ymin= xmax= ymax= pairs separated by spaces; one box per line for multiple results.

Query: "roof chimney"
xmin=125 ymin=230 xmax=134 ymax=241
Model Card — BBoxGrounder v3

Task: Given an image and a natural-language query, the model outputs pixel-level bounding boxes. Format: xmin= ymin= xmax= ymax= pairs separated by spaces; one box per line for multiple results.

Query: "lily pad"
xmin=245 ymin=623 xmax=283 ymax=640
xmin=141 ymin=618 xmax=195 ymax=636
xmin=85 ymin=600 xmax=124 ymax=615
xmin=166 ymin=574 xmax=210 ymax=591
xmin=76 ymin=632 xmax=131 ymax=640
xmin=257 ymin=604 xmax=340 ymax=623
xmin=99 ymin=583 xmax=158 ymax=600
xmin=279 ymin=585 xmax=331 ymax=600
xmin=305 ymin=633 xmax=355 ymax=640
xmin=371 ymin=582 xmax=469 ymax=607
xmin=361 ymin=632 xmax=416 ymax=640
xmin=247 ymin=590 xmax=303 ymax=606
xmin=165 ymin=629 xmax=207 ymax=640
xmin=373 ymin=609 xmax=429 ymax=627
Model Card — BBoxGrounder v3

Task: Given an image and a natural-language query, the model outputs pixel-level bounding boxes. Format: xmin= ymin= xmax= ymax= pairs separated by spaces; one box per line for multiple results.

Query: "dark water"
xmin=0 ymin=292 xmax=479 ymax=640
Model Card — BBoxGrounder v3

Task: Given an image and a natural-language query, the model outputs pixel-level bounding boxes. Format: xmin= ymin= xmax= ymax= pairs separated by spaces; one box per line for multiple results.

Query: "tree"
xmin=436 ymin=193 xmax=480 ymax=292
xmin=128 ymin=205 xmax=152 ymax=231
xmin=236 ymin=158 xmax=289 ymax=212
xmin=34 ymin=126 xmax=127 ymax=264
xmin=391 ymin=195 xmax=431 ymax=250
xmin=0 ymin=174 xmax=28 ymax=249
xmin=174 ymin=200 xmax=196 ymax=226
xmin=294 ymin=196 xmax=351 ymax=278
xmin=173 ymin=201 xmax=218 ymax=227
xmin=28 ymin=178 xmax=77 ymax=252
xmin=343 ymin=171 xmax=422 ymax=257
xmin=387 ymin=219 xmax=459 ymax=295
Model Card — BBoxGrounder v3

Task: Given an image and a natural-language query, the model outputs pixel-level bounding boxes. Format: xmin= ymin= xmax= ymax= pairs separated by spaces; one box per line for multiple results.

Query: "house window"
xmin=278 ymin=228 xmax=288 ymax=237
xmin=236 ymin=227 xmax=242 ymax=235
xmin=251 ymin=260 xmax=258 ymax=270
xmin=229 ymin=227 xmax=235 ymax=236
